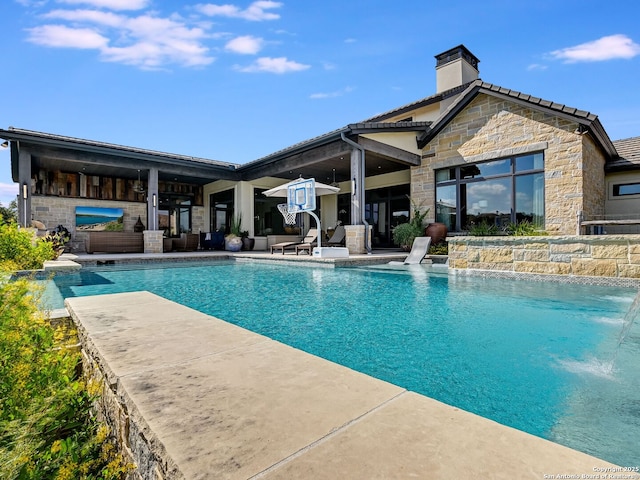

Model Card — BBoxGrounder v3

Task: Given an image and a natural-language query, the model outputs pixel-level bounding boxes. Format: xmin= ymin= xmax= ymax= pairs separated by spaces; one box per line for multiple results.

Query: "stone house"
xmin=1 ymin=45 xmax=638 ymax=254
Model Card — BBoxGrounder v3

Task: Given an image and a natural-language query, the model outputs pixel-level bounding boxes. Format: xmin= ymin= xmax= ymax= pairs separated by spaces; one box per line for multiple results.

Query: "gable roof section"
xmin=608 ymin=136 xmax=640 ymax=171
xmin=361 ymin=82 xmax=473 ymax=123
xmin=415 ymin=80 xmax=618 ymax=159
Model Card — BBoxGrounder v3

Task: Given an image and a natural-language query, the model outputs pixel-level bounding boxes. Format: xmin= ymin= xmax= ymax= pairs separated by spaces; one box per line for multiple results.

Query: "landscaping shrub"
xmin=0 ymin=222 xmax=56 ymax=271
xmin=0 ymin=201 xmax=17 ymax=224
xmin=504 ymin=220 xmax=548 ymax=236
xmin=467 ymin=219 xmax=547 ymax=236
xmin=428 ymin=241 xmax=449 ymax=255
xmin=0 ymin=274 xmax=133 ymax=479
xmin=467 ymin=221 xmax=500 ymax=236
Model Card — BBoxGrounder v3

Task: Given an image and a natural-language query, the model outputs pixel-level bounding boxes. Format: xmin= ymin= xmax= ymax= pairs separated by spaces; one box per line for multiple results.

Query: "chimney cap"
xmin=435 ymin=44 xmax=480 ymax=70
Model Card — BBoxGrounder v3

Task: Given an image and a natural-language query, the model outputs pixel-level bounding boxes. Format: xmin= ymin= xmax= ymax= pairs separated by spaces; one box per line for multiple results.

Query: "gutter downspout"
xmin=340 ymin=132 xmax=371 ymax=254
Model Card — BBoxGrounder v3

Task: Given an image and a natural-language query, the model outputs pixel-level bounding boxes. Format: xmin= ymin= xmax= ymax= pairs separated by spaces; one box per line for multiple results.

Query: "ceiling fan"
xmin=133 ymin=169 xmax=145 ymax=193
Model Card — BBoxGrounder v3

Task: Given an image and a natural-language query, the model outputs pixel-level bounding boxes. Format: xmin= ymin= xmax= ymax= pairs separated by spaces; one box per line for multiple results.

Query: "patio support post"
xmin=147 ymin=167 xmax=158 ymax=231
xmin=342 ymin=131 xmax=371 ymax=253
xmin=349 ymin=147 xmax=363 ymax=226
xmin=18 ymin=147 xmax=31 ymax=228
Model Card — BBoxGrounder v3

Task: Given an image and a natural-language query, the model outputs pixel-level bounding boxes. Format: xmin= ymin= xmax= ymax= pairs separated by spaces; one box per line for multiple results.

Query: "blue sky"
xmin=1 ymin=0 xmax=639 ymax=206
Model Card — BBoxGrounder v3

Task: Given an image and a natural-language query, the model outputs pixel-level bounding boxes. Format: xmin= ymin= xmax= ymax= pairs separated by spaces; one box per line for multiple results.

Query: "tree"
xmin=0 ymin=199 xmax=18 ymax=224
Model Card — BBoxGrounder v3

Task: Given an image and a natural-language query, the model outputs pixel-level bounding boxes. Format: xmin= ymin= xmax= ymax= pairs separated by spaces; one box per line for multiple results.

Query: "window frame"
xmin=435 ymin=152 xmax=545 ymax=232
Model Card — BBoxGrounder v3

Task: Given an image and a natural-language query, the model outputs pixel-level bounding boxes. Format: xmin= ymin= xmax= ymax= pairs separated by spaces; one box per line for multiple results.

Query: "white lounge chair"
xmin=327 ymin=225 xmax=346 ymax=246
xmin=388 ymin=236 xmax=432 ymax=265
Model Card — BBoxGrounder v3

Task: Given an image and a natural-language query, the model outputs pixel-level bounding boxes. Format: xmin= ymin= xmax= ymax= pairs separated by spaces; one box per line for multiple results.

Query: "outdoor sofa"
xmin=85 ymin=231 xmax=144 ymax=254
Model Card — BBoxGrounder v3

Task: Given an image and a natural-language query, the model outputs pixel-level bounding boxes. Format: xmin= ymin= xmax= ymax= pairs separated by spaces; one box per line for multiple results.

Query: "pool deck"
xmin=66 ymin=290 xmax=618 ymax=479
xmin=51 ymin=249 xmax=414 ymax=268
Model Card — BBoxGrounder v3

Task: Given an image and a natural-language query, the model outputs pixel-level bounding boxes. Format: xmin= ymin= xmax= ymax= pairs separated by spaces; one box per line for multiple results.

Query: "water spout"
xmin=611 ymin=288 xmax=640 ymax=369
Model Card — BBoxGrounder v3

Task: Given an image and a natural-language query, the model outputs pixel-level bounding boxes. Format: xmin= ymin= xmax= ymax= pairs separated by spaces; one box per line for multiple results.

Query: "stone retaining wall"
xmin=448 ymin=235 xmax=640 ymax=280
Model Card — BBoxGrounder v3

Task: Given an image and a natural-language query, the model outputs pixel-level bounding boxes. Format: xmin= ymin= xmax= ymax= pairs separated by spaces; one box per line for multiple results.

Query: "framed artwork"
xmin=75 ymin=206 xmax=124 ymax=231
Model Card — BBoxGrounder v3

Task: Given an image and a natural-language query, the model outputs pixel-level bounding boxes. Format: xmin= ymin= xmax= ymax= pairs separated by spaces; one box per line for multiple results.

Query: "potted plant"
xmin=240 ymin=230 xmax=255 ymax=251
xmin=392 ymin=223 xmax=422 ymax=251
xmin=392 ymin=197 xmax=429 ymax=250
xmin=225 ymin=214 xmax=243 ymax=252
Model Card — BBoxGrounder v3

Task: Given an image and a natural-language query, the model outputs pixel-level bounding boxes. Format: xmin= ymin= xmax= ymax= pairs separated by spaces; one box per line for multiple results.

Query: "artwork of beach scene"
xmin=75 ymin=206 xmax=124 ymax=231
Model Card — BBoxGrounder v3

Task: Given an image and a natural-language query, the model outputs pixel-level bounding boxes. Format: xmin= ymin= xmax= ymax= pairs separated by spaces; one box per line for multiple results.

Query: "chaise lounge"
xmin=270 ymin=228 xmax=317 ymax=254
xmin=388 ymin=237 xmax=432 ymax=265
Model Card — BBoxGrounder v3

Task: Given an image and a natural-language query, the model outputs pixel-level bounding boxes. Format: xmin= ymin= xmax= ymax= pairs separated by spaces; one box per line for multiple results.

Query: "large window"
xmin=158 ymin=194 xmax=193 ymax=237
xmin=253 ymin=188 xmax=304 ymax=235
xmin=365 ymin=185 xmax=410 ymax=247
xmin=435 ymin=152 xmax=544 ymax=232
xmin=210 ymin=189 xmax=234 ymax=234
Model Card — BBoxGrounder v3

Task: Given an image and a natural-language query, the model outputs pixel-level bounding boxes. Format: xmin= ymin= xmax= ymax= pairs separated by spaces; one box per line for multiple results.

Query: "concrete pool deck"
xmin=66 ymin=291 xmax=618 ymax=479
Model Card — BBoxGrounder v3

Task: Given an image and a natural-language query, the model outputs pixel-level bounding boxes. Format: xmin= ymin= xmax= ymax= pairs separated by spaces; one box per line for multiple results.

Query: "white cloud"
xmin=196 ymin=1 xmax=282 ymax=21
xmin=310 ymin=86 xmax=353 ymax=99
xmin=27 ymin=24 xmax=108 ymax=48
xmin=57 ymin=0 xmax=150 ymax=10
xmin=0 ymin=183 xmax=18 ymax=205
xmin=550 ymin=34 xmax=640 ymax=63
xmin=526 ymin=63 xmax=547 ymax=71
xmin=16 ymin=0 xmax=46 ymax=6
xmin=20 ymin=1 xmax=299 ymax=70
xmin=45 ymin=8 xmax=125 ymax=27
xmin=225 ymin=35 xmax=263 ymax=54
xmin=27 ymin=9 xmax=215 ymax=69
xmin=235 ymin=56 xmax=309 ymax=73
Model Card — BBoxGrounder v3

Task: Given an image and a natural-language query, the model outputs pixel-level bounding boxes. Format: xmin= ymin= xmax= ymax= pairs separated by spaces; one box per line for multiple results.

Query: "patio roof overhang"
xmin=1 ymin=128 xmax=241 ymax=185
xmin=239 ymin=125 xmax=423 ymax=184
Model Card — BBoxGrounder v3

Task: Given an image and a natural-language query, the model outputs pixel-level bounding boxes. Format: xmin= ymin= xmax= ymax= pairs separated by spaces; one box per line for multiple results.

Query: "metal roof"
xmin=0 ymin=127 xmax=238 ymax=169
xmin=608 ymin=136 xmax=640 ymax=171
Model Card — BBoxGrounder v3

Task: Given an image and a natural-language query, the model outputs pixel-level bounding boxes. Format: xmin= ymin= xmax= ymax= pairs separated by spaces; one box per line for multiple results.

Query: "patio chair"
xmin=388 ymin=237 xmax=432 ymax=265
xmin=295 ymin=240 xmax=318 ymax=255
xmin=327 ymin=225 xmax=346 ymax=246
xmin=270 ymin=228 xmax=317 ymax=254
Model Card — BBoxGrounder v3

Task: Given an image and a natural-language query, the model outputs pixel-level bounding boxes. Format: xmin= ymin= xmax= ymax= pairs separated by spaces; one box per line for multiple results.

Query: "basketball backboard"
xmin=287 ymin=178 xmax=316 ymax=213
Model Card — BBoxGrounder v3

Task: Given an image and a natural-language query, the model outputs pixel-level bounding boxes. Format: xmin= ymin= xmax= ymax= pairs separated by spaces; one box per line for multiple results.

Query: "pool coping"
xmin=41 ymin=252 xmax=640 ymax=288
xmin=66 ymin=291 xmax=619 ymax=479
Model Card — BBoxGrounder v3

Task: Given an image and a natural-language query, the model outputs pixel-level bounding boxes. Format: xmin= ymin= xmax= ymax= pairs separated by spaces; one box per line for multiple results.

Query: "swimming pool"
xmin=44 ymin=261 xmax=640 ymax=466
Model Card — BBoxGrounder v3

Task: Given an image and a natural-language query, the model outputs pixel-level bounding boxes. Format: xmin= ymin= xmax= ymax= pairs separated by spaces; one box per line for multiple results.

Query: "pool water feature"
xmin=45 ymin=261 xmax=640 ymax=466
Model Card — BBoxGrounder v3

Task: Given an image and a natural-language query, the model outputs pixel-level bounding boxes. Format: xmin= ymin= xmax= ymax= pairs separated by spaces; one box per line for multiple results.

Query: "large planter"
xmin=225 ymin=236 xmax=243 ymax=252
xmin=425 ymin=222 xmax=447 ymax=245
xmin=242 ymin=237 xmax=255 ymax=251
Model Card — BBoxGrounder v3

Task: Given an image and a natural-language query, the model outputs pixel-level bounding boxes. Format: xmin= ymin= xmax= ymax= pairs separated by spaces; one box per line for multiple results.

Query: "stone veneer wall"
xmin=344 ymin=225 xmax=372 ymax=254
xmin=448 ymin=235 xmax=640 ymax=280
xmin=413 ymin=94 xmax=604 ymax=235
xmin=31 ymin=196 xmax=147 ymax=252
xmin=191 ymin=205 xmax=205 ymax=234
xmin=31 ymin=197 xmax=206 ymax=252
xmin=581 ymin=134 xmax=607 ymax=222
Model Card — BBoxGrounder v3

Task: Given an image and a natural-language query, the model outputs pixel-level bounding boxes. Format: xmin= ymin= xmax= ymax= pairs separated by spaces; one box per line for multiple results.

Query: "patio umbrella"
xmin=262 ymin=178 xmax=340 ymax=198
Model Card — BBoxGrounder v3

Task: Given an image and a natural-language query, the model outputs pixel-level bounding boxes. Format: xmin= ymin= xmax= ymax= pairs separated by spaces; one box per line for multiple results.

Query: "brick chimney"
xmin=435 ymin=45 xmax=480 ymax=93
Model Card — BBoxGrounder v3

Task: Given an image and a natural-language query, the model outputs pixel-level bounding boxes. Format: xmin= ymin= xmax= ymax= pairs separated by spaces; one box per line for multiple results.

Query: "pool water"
xmin=43 ymin=261 xmax=640 ymax=466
